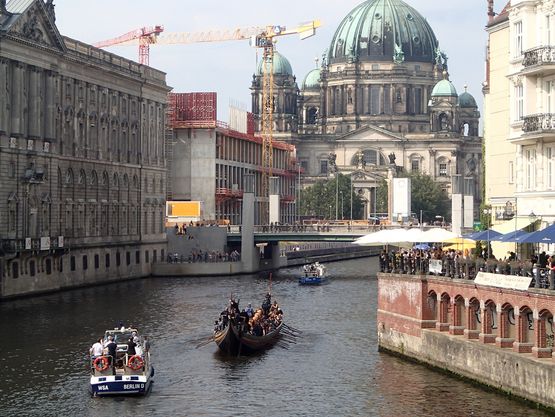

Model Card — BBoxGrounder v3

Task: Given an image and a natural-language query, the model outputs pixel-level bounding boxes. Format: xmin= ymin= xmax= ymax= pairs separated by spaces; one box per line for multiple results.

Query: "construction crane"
xmin=94 ymin=21 xmax=321 ymax=223
xmin=93 ymin=25 xmax=164 ymax=66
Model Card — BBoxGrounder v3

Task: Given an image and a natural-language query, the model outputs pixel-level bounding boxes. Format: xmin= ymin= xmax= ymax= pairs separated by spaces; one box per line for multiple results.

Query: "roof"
xmin=487 ymin=1 xmax=510 ymax=27
xmin=431 ymin=79 xmax=458 ymax=97
xmin=458 ymin=90 xmax=477 ymax=108
xmin=256 ymin=50 xmax=293 ymax=76
xmin=302 ymin=68 xmax=321 ymax=90
xmin=328 ymin=0 xmax=439 ymax=64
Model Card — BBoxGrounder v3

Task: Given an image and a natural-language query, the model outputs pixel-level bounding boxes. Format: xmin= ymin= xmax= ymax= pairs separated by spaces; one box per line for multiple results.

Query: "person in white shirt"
xmin=90 ymin=338 xmax=104 ymax=357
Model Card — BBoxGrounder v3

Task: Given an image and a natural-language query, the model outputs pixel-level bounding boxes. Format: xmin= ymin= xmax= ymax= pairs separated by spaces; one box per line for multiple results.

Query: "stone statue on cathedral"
xmin=393 ymin=43 xmax=405 ymax=64
xmin=388 ymin=153 xmax=396 ymax=165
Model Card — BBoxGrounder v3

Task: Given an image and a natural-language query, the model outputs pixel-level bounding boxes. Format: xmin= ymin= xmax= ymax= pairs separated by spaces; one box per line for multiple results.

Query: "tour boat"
xmin=299 ymin=262 xmax=327 ymax=285
xmin=89 ymin=327 xmax=154 ymax=396
xmin=214 ymin=295 xmax=283 ymax=356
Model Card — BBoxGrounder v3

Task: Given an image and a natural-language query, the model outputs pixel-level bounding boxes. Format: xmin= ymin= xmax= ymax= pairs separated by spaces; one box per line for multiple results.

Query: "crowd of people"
xmin=168 ymin=249 xmax=240 ymax=263
xmin=214 ymin=293 xmax=283 ymax=337
xmin=379 ymin=247 xmax=555 ymax=287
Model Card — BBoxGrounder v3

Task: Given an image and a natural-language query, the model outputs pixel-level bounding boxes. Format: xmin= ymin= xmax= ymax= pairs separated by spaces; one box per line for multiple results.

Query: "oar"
xmin=195 ymin=337 xmax=214 ymax=349
xmin=283 ymin=324 xmax=302 ymax=333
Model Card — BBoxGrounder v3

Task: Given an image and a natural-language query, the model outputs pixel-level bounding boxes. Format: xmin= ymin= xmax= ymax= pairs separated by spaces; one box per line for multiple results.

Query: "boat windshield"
xmin=104 ymin=331 xmax=137 ymax=344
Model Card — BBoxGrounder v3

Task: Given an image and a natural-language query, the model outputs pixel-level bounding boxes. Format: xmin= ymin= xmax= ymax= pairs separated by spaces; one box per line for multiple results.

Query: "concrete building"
xmin=167 ymin=93 xmax=298 ymax=226
xmin=0 ymin=0 xmax=169 ymax=298
xmin=250 ymin=0 xmax=483 ymax=221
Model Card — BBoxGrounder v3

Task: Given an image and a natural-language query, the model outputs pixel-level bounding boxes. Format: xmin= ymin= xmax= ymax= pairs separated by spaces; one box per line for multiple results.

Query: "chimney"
xmin=487 ymin=0 xmax=495 ymax=23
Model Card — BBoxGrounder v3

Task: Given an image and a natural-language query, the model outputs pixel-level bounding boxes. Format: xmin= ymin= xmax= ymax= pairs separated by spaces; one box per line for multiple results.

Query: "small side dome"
xmin=431 ymin=78 xmax=458 ymax=98
xmin=458 ymin=86 xmax=477 ymax=108
xmin=302 ymin=68 xmax=321 ymax=90
xmin=256 ymin=51 xmax=293 ymax=76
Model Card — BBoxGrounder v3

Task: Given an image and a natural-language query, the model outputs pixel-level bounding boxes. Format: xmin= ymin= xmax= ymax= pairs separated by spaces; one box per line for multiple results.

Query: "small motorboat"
xmin=299 ymin=262 xmax=326 ymax=285
xmin=214 ymin=294 xmax=283 ymax=356
xmin=89 ymin=327 xmax=154 ymax=396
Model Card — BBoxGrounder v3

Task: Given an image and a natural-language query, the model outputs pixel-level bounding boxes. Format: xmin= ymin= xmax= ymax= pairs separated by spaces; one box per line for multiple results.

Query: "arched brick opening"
xmin=514 ymin=305 xmax=534 ymax=353
xmin=479 ymin=300 xmax=497 ymax=343
xmin=436 ymin=292 xmax=451 ymax=332
xmin=496 ymin=303 xmax=515 ymax=348
xmin=464 ymin=297 xmax=480 ymax=339
xmin=450 ymin=295 xmax=465 ymax=335
xmin=534 ymin=309 xmax=553 ymax=358
xmin=426 ymin=291 xmax=437 ymax=322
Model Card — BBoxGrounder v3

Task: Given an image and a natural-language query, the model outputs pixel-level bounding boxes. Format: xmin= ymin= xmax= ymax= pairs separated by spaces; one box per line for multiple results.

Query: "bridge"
xmin=227 ymin=224 xmax=378 ymax=243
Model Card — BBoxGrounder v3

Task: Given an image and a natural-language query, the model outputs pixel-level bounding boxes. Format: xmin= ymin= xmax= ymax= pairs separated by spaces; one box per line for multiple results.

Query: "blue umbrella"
xmin=413 ymin=243 xmax=431 ymax=250
xmin=464 ymin=230 xmax=502 ymax=241
xmin=519 ymin=224 xmax=555 ymax=244
xmin=492 ymin=229 xmax=529 ymax=242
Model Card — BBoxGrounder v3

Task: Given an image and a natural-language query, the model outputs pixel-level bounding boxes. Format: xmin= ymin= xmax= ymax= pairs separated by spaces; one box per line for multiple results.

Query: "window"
xmin=515 ymin=84 xmax=524 ymax=121
xmin=161 ymin=249 xmax=165 ymax=262
xmin=514 ymin=21 xmax=523 ymax=58
xmin=546 ymin=81 xmax=553 ymax=113
xmin=70 ymin=256 xmax=76 ymax=271
xmin=320 ymin=160 xmax=328 ymax=175
xmin=145 ymin=251 xmax=150 ymax=263
xmin=439 ymin=163 xmax=448 ymax=177
xmin=83 ymin=255 xmax=88 ymax=270
xmin=12 ymin=262 xmax=19 ymax=279
xmin=30 ymin=260 xmax=35 ymax=277
xmin=46 ymin=259 xmax=52 ymax=275
xmin=411 ymin=159 xmax=420 ymax=173
xmin=547 ymin=147 xmax=555 ymax=189
xmin=153 ymin=250 xmax=157 ymax=263
xmin=94 ymin=254 xmax=99 ymax=269
xmin=135 ymin=250 xmax=140 ymax=264
xmin=105 ymin=253 xmax=110 ymax=268
xmin=526 ymin=149 xmax=536 ymax=190
xmin=116 ymin=251 xmax=121 ymax=267
xmin=126 ymin=251 xmax=131 ymax=266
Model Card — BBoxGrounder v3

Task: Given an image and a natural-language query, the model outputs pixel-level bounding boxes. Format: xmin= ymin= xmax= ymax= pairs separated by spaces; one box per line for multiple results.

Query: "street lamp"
xmin=350 ymin=175 xmax=353 ymax=221
xmin=340 ymin=191 xmax=344 ymax=220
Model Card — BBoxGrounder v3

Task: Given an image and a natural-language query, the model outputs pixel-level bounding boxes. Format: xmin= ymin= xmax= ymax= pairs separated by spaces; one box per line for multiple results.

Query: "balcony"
xmin=520 ymin=113 xmax=555 ymax=143
xmin=521 ymin=46 xmax=555 ymax=76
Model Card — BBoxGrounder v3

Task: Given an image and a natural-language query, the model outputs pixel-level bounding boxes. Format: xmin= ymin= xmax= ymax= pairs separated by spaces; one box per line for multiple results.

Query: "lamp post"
xmin=350 ymin=175 xmax=353 ymax=221
xmin=335 ymin=173 xmax=339 ymax=221
xmin=483 ymin=207 xmax=492 ymax=259
xmin=340 ymin=191 xmax=344 ymax=220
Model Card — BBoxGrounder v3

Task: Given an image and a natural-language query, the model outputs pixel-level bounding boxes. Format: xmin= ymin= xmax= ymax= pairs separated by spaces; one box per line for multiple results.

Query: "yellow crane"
xmin=95 ymin=20 xmax=321 ymax=223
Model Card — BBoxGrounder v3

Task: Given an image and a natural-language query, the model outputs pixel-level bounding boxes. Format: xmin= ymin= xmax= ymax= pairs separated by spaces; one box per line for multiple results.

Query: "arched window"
xmin=65 ymin=169 xmax=74 ymax=185
xmin=307 ymin=107 xmax=318 ymax=124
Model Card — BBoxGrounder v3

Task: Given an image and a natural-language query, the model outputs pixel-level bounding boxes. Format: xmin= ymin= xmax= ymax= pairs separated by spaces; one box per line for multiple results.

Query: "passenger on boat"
xmin=135 ymin=341 xmax=143 ymax=357
xmin=245 ymin=303 xmax=254 ymax=317
xmin=104 ymin=336 xmax=117 ymax=370
xmin=127 ymin=337 xmax=137 ymax=356
xmin=262 ymin=293 xmax=271 ymax=314
xmin=90 ymin=338 xmax=104 ymax=358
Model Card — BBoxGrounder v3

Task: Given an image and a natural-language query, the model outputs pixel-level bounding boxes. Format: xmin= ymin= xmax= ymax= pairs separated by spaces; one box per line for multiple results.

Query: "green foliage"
xmin=300 ymin=174 xmax=364 ymax=219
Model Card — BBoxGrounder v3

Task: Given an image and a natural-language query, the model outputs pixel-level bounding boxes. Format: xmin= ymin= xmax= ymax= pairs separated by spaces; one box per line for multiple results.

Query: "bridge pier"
xmin=240 ymin=175 xmax=260 ymax=273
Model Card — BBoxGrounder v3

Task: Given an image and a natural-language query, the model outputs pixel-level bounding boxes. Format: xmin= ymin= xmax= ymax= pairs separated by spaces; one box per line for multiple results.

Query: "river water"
xmin=0 ymin=257 xmax=551 ymax=417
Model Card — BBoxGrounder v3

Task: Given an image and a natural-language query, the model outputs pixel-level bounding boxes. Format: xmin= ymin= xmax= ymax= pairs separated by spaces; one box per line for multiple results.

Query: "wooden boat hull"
xmin=214 ymin=322 xmax=282 ymax=356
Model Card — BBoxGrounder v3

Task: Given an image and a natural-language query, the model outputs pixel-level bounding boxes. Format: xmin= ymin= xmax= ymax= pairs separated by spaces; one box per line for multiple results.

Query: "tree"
xmin=374 ymin=172 xmax=450 ymax=223
xmin=300 ymin=174 xmax=364 ymax=220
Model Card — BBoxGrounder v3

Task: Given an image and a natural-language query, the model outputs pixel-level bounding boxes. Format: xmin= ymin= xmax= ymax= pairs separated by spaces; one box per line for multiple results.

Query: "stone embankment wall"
xmin=377 ymin=273 xmax=555 ymax=410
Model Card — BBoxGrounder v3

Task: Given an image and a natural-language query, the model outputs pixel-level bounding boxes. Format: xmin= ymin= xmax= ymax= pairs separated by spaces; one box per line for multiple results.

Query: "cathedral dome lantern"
xmin=431 ymin=78 xmax=458 ymax=98
xmin=458 ymin=87 xmax=478 ymax=108
xmin=327 ymin=0 xmax=439 ymax=65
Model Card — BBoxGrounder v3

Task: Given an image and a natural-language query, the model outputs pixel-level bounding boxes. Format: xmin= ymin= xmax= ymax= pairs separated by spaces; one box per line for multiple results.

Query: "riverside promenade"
xmin=377 ymin=260 xmax=555 ymax=410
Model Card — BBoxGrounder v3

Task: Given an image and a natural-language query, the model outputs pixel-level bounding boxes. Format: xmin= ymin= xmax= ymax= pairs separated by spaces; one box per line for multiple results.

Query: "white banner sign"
xmin=429 ymin=259 xmax=443 ymax=274
xmin=474 ymin=272 xmax=532 ymax=291
xmin=40 ymin=237 xmax=50 ymax=251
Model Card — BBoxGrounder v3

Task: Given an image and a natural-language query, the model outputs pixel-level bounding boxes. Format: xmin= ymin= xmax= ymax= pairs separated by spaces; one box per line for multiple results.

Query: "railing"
xmin=522 ymin=113 xmax=555 ymax=133
xmin=522 ymin=46 xmax=555 ymax=68
xmin=1 ymin=237 xmax=64 ymax=254
xmin=380 ymin=255 xmax=555 ymax=290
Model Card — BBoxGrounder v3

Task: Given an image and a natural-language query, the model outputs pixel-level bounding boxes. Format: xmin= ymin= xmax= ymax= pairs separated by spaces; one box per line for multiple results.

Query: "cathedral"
xmin=251 ymin=0 xmax=482 ymax=220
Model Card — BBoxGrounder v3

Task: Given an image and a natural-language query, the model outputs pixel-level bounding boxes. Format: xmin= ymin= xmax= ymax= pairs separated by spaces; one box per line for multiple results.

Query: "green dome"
xmin=256 ymin=51 xmax=293 ymax=76
xmin=431 ymin=79 xmax=457 ymax=97
xmin=328 ymin=0 xmax=439 ymax=64
xmin=302 ymin=68 xmax=321 ymax=90
xmin=458 ymin=91 xmax=477 ymax=108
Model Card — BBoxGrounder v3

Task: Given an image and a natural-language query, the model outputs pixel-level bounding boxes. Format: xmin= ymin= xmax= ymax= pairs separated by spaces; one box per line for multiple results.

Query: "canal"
xmin=0 ymin=257 xmax=551 ymax=416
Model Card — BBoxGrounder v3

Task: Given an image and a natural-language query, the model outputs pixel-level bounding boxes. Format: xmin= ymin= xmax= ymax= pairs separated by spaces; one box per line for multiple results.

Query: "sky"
xmin=54 ymin=0 xmax=498 ymax=122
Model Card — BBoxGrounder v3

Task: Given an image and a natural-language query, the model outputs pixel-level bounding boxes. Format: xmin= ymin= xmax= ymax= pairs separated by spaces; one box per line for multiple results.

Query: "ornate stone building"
xmin=0 ymin=0 xmax=169 ymax=298
xmin=251 ymin=0 xmax=483 ymax=220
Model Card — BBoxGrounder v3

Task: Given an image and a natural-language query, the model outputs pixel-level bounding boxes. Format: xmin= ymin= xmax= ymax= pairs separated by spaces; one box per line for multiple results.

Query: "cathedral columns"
xmin=0 ymin=58 xmax=9 ymax=134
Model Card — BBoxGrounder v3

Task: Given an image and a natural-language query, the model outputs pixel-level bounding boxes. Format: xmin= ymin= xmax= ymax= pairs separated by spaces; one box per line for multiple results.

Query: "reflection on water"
xmin=0 ymin=257 xmax=551 ymax=417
